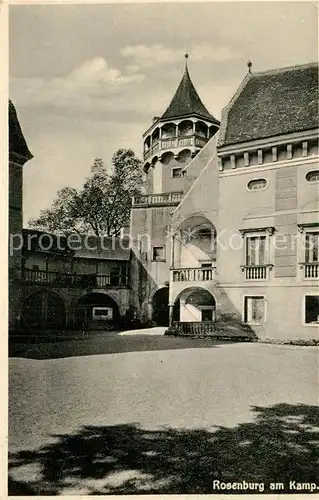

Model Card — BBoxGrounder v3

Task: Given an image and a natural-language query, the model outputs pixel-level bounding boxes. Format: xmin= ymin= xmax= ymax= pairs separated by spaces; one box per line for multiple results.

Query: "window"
xmin=198 ymin=228 xmax=211 ymax=240
xmin=246 ymin=236 xmax=267 ymax=265
xmin=201 ymin=262 xmax=212 ymax=268
xmin=152 ymin=246 xmax=165 ymax=262
xmin=247 ymin=179 xmax=267 ymax=191
xmin=244 ymin=296 xmax=265 ymax=324
xmin=306 ymin=170 xmax=319 ymax=182
xmin=240 ymin=229 xmax=273 ymax=279
xmin=32 ymin=265 xmax=40 ymax=271
xmin=110 ymin=272 xmax=120 ymax=286
xmin=305 ymin=296 xmax=319 ymax=324
xmin=92 ymin=307 xmax=113 ymax=321
xmin=305 ymin=232 xmax=319 ymax=263
xmin=201 ymin=309 xmax=214 ymax=322
xmin=94 ymin=308 xmax=109 ymax=317
xmin=172 ymin=167 xmax=182 ymax=178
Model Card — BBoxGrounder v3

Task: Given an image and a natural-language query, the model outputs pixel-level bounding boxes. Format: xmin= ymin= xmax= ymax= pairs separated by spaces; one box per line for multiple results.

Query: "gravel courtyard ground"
xmin=9 ymin=333 xmax=319 ymax=495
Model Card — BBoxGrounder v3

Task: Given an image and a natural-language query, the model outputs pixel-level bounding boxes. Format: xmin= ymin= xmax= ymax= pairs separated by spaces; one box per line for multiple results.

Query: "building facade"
xmin=9 ymin=61 xmax=319 ymax=340
xmin=20 ymin=230 xmax=131 ymax=331
xmin=131 ymin=61 xmax=319 ymax=340
xmin=8 ymin=103 xmax=131 ymax=333
xmin=168 ymin=62 xmax=319 ymax=339
xmin=129 ymin=57 xmax=220 ymax=325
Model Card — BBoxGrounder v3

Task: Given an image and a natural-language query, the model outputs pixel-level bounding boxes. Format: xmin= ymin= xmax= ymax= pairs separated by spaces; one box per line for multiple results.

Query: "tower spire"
xmin=160 ymin=56 xmax=218 ymax=122
xmin=184 ymin=52 xmax=189 ymax=69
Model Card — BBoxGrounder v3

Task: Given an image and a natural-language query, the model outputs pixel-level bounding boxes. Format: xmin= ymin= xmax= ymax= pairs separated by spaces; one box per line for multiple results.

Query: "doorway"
xmin=152 ymin=287 xmax=169 ymax=326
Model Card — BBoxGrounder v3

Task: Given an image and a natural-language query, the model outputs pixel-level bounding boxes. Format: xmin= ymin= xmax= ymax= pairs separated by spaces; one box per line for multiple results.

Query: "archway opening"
xmin=75 ymin=292 xmax=120 ymax=330
xmin=197 ymin=121 xmax=208 ymax=136
xmin=144 ymin=136 xmax=151 ymax=153
xmin=161 ymin=151 xmax=174 ymax=165
xmin=152 ymin=287 xmax=169 ymax=326
xmin=21 ymin=290 xmax=66 ymax=330
xmin=174 ymin=287 xmax=216 ymax=323
xmin=173 ymin=215 xmax=217 ymax=270
xmin=177 ymin=149 xmax=192 ymax=164
xmin=151 ymin=128 xmax=160 ymax=145
xmin=179 ymin=120 xmax=193 ymax=137
xmin=162 ymin=123 xmax=176 ymax=139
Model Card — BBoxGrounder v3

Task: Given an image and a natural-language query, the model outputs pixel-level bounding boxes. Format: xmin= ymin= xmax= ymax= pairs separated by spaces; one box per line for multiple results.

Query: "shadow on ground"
xmin=9 ymin=403 xmax=319 ymax=495
xmin=9 ymin=334 xmax=231 ymax=360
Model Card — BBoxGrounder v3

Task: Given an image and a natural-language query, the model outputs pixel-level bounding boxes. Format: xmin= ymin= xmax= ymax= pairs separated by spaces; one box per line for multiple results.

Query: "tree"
xmin=28 ymin=150 xmax=144 ymax=237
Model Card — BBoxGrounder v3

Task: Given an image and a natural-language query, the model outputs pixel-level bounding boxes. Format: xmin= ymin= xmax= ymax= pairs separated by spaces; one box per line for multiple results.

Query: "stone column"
xmin=192 ymin=121 xmax=196 ymax=146
xmin=171 ymin=235 xmax=175 ymax=268
xmin=169 ymin=305 xmax=174 ymax=327
xmin=147 ymin=301 xmax=152 ymax=322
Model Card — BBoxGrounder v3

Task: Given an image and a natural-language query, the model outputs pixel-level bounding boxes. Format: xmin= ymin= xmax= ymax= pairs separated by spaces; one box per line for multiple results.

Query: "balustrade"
xmin=195 ymin=136 xmax=207 ymax=147
xmin=172 ymin=267 xmax=215 ymax=282
xmin=177 ymin=136 xmax=193 ymax=147
xmin=173 ymin=321 xmax=216 ymax=336
xmin=151 ymin=141 xmax=159 ymax=153
xmin=304 ymin=263 xmax=319 ymax=279
xmin=161 ymin=138 xmax=177 ymax=150
xmin=22 ymin=269 xmax=128 ymax=288
xmin=132 ymin=191 xmax=183 ymax=207
xmin=242 ymin=265 xmax=269 ymax=280
xmin=143 ymin=134 xmax=208 ymax=159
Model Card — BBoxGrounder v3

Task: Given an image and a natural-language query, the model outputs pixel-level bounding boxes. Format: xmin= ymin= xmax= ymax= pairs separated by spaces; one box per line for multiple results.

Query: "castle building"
xmin=129 ymin=56 xmax=219 ymax=325
xmin=8 ymin=102 xmax=131 ymax=333
xmin=9 ymin=60 xmax=319 ymax=340
xmin=131 ymin=60 xmax=319 ymax=340
xmin=20 ymin=231 xmax=131 ymax=330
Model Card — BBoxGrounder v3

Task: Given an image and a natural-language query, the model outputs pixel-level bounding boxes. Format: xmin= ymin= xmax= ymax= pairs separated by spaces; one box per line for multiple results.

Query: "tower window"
xmin=172 ymin=167 xmax=182 ymax=178
xmin=152 ymin=246 xmax=165 ymax=262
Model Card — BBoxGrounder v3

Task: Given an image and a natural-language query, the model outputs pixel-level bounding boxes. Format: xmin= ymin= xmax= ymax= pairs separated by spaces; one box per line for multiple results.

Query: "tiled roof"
xmin=9 ymin=100 xmax=33 ymax=163
xmin=23 ymin=229 xmax=71 ymax=256
xmin=22 ymin=229 xmax=131 ymax=260
xmin=73 ymin=235 xmax=131 ymax=261
xmin=218 ymin=63 xmax=318 ymax=147
xmin=161 ymin=66 xmax=219 ymax=124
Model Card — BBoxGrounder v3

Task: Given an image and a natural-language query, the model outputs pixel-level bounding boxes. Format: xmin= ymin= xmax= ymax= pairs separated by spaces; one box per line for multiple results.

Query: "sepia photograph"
xmin=6 ymin=0 xmax=319 ymax=496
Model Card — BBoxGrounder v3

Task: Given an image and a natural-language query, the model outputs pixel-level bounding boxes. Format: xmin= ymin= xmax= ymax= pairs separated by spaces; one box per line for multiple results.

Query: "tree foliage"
xmin=28 ymin=149 xmax=144 ymax=237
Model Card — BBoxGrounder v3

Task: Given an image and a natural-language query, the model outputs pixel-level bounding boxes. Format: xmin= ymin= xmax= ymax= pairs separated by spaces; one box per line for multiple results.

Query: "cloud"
xmin=121 ymin=43 xmax=238 ymax=71
xmin=66 ymin=57 xmax=144 ymax=86
xmin=10 ymin=44 xmax=239 ymax=122
xmin=10 ymin=57 xmax=145 ymax=112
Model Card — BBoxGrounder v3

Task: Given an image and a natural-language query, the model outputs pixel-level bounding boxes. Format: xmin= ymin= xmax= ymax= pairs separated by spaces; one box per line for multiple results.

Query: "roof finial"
xmin=184 ymin=52 xmax=189 ymax=68
xmin=247 ymin=59 xmax=252 ymax=73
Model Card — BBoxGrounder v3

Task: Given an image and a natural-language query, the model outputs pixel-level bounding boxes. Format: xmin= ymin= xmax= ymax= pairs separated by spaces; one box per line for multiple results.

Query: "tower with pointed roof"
xmin=129 ymin=57 xmax=219 ymax=326
xmin=142 ymin=55 xmax=219 ymax=194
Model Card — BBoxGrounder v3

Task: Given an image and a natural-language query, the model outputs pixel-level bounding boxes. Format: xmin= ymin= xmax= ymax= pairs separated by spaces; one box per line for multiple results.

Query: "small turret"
xmin=143 ymin=56 xmax=220 ymax=193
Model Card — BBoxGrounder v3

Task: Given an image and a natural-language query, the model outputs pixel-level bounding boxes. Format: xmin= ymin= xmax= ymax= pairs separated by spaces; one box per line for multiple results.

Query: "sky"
xmin=9 ymin=1 xmax=318 ymax=224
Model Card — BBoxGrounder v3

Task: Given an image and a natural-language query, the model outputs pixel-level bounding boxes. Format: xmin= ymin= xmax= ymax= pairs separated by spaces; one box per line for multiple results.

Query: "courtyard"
xmin=9 ymin=332 xmax=318 ymax=495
